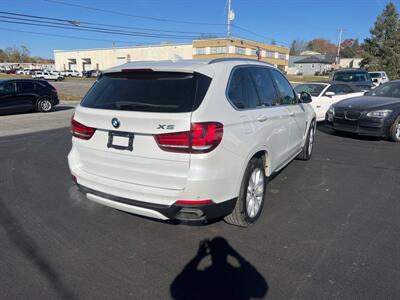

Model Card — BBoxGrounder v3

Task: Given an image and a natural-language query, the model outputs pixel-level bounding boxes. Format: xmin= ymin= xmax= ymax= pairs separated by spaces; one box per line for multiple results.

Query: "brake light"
xmin=154 ymin=122 xmax=223 ymax=154
xmin=71 ymin=115 xmax=96 ymax=140
xmin=121 ymin=68 xmax=153 ymax=72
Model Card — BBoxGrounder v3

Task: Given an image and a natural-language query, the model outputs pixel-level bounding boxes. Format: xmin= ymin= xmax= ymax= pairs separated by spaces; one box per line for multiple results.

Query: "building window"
xmin=278 ymin=53 xmax=286 ymax=60
xmin=235 ymin=47 xmax=245 ymax=55
xmin=210 ymin=46 xmax=227 ymax=54
xmin=195 ymin=47 xmax=206 ymax=55
xmin=265 ymin=51 xmax=274 ymax=58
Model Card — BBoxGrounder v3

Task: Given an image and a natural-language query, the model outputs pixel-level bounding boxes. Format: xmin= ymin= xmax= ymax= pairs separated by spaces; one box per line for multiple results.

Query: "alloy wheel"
xmin=246 ymin=168 xmax=264 ymax=218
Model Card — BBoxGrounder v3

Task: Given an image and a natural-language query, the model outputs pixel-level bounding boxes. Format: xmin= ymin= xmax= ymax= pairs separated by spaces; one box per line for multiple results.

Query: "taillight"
xmin=71 ymin=116 xmax=96 ymax=140
xmin=51 ymin=88 xmax=57 ymax=93
xmin=154 ymin=122 xmax=223 ymax=154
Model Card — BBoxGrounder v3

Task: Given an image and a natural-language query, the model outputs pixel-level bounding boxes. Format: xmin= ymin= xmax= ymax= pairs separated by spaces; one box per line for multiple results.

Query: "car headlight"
xmin=366 ymin=109 xmax=392 ymax=118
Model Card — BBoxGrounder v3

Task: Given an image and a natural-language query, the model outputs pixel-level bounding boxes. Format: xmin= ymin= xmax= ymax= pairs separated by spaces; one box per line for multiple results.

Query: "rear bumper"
xmin=76 ymin=183 xmax=236 ymax=222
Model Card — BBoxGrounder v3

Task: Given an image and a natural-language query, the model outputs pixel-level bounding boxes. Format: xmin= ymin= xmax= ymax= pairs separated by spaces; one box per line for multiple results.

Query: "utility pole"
xmin=227 ymin=0 xmax=232 ymax=37
xmin=336 ymin=28 xmax=344 ymax=66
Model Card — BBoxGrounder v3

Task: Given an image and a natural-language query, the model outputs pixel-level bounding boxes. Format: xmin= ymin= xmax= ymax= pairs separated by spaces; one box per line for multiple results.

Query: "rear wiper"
xmin=114 ymin=101 xmax=178 ymax=109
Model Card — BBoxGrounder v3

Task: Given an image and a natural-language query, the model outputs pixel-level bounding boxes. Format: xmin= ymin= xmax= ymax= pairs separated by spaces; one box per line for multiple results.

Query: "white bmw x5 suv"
xmin=68 ymin=58 xmax=316 ymax=227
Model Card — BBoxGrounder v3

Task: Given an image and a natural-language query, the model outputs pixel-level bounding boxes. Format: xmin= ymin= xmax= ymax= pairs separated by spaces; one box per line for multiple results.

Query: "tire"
xmin=389 ymin=115 xmax=400 ymax=142
xmin=297 ymin=119 xmax=316 ymax=161
xmin=224 ymin=157 xmax=266 ymax=227
xmin=37 ymin=98 xmax=53 ymax=112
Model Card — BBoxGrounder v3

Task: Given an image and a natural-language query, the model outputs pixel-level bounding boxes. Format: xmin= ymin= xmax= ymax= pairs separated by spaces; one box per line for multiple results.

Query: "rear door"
xmin=246 ymin=67 xmax=291 ymax=169
xmin=73 ymin=71 xmax=211 ymax=190
xmin=15 ymin=81 xmax=37 ymax=109
xmin=0 ymin=82 xmax=16 ymax=110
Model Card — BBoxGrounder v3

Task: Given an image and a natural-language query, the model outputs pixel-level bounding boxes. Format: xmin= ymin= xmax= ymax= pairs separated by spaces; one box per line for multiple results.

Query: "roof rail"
xmin=208 ymin=57 xmax=274 ymax=66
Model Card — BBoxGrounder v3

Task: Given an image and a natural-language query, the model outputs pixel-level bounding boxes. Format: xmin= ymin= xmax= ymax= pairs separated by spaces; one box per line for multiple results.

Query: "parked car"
xmin=369 ymin=71 xmax=389 ymax=86
xmin=330 ymin=69 xmax=374 ymax=91
xmin=68 ymin=58 xmax=316 ymax=226
xmin=32 ymin=71 xmax=64 ymax=81
xmin=16 ymin=69 xmax=31 ymax=75
xmin=5 ymin=69 xmax=16 ymax=74
xmin=83 ymin=69 xmax=101 ymax=78
xmin=62 ymin=70 xmax=82 ymax=77
xmin=0 ymin=79 xmax=59 ymax=113
xmin=295 ymin=82 xmax=364 ymax=121
xmin=325 ymin=80 xmax=400 ymax=142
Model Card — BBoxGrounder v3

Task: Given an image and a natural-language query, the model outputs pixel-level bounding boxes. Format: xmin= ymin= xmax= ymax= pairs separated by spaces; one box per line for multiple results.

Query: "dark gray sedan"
xmin=325 ymin=80 xmax=400 ymax=142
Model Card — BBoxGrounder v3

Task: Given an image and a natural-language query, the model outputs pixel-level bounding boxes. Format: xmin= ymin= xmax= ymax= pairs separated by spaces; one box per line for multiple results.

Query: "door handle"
xmin=316 ymin=105 xmax=321 ymax=108
xmin=256 ymin=115 xmax=268 ymax=122
xmin=289 ymin=112 xmax=295 ymax=117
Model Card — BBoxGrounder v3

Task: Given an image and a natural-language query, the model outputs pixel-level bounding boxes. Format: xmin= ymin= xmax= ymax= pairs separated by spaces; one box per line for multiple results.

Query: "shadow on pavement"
xmin=0 ymin=105 xmax=73 ymax=116
xmin=170 ymin=237 xmax=268 ymax=300
xmin=0 ymin=198 xmax=77 ymax=300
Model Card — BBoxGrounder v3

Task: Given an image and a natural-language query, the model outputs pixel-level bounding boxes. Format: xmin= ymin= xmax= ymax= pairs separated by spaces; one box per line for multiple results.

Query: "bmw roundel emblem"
xmin=111 ymin=117 xmax=120 ymax=128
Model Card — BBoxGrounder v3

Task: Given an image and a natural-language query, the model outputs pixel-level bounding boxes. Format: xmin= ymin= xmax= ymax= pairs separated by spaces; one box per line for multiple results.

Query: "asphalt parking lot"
xmin=0 ymin=110 xmax=399 ymax=299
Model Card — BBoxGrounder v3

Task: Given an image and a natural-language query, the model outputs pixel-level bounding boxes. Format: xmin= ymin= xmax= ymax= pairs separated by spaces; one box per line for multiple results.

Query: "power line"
xmin=0 ymin=18 xmax=206 ymax=40
xmin=0 ymin=11 xmax=224 ymax=36
xmin=44 ymin=0 xmax=227 ymax=26
xmin=0 ymin=27 xmax=148 ymax=45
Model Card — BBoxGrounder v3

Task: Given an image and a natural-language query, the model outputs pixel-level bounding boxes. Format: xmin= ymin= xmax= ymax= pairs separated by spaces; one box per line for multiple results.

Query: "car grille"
xmin=345 ymin=110 xmax=361 ymax=120
xmin=334 ymin=108 xmax=361 ymax=120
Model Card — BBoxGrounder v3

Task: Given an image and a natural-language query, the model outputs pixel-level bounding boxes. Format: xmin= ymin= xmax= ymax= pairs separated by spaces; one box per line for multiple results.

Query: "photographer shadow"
xmin=170 ymin=237 xmax=268 ymax=300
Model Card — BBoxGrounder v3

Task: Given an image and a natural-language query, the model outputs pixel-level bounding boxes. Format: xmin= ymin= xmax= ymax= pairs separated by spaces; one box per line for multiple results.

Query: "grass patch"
xmin=287 ymin=75 xmax=329 ymax=83
xmin=58 ymin=93 xmax=82 ymax=101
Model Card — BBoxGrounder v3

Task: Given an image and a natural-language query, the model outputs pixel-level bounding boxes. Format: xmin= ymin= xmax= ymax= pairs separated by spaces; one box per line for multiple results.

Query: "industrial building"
xmin=54 ymin=37 xmax=289 ymax=72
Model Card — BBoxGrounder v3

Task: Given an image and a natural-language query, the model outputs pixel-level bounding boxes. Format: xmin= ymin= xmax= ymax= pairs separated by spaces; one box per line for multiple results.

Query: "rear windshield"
xmin=333 ymin=72 xmax=372 ymax=82
xmin=81 ymin=71 xmax=211 ymax=113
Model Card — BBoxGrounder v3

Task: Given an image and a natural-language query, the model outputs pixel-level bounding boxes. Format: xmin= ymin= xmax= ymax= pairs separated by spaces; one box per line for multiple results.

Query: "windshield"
xmin=369 ymin=72 xmax=381 ymax=78
xmin=294 ymin=84 xmax=327 ymax=97
xmin=367 ymin=82 xmax=400 ymax=98
xmin=81 ymin=71 xmax=211 ymax=113
xmin=333 ymin=72 xmax=372 ymax=82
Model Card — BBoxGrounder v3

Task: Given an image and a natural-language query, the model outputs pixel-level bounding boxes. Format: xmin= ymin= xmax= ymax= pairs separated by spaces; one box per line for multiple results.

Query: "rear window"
xmin=81 ymin=71 xmax=211 ymax=113
xmin=333 ymin=72 xmax=372 ymax=82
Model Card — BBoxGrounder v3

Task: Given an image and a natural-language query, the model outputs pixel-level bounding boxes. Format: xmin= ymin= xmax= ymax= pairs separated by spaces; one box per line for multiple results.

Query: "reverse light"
xmin=366 ymin=109 xmax=392 ymax=118
xmin=154 ymin=122 xmax=223 ymax=154
xmin=71 ymin=115 xmax=96 ymax=140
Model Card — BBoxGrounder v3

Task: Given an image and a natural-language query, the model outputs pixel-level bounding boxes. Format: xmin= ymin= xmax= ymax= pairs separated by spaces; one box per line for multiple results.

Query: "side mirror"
xmin=325 ymin=91 xmax=335 ymax=97
xmin=300 ymin=91 xmax=312 ymax=103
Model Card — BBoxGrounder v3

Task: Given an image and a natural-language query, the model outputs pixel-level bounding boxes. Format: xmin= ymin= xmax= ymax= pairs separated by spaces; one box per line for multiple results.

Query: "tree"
xmin=306 ymin=38 xmax=337 ymax=54
xmin=289 ymin=39 xmax=308 ymax=55
xmin=361 ymin=2 xmax=400 ymax=79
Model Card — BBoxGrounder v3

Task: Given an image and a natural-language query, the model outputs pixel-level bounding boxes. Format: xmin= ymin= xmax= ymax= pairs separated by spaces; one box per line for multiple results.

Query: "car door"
xmin=269 ymin=69 xmax=307 ymax=156
xmin=0 ymin=82 xmax=17 ymax=111
xmin=15 ymin=81 xmax=37 ymax=110
xmin=246 ymin=67 xmax=292 ymax=170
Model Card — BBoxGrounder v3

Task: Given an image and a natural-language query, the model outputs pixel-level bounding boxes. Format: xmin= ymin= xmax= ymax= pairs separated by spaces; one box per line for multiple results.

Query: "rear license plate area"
xmin=107 ymin=131 xmax=134 ymax=151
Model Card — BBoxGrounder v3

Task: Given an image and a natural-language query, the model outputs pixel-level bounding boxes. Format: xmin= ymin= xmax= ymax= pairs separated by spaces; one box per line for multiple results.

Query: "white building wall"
xmin=54 ymin=44 xmax=193 ymax=71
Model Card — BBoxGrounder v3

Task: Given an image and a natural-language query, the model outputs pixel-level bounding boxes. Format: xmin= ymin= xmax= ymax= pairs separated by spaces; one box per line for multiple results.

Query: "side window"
xmin=227 ymin=68 xmax=259 ymax=109
xmin=16 ymin=82 xmax=35 ymax=92
xmin=248 ymin=67 xmax=278 ymax=107
xmin=269 ymin=69 xmax=297 ymax=105
xmin=0 ymin=82 xmax=15 ymax=94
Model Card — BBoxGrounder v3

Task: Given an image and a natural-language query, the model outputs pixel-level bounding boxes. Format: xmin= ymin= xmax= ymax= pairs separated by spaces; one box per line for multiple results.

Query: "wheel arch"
xmin=235 ymin=146 xmax=271 ymax=196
